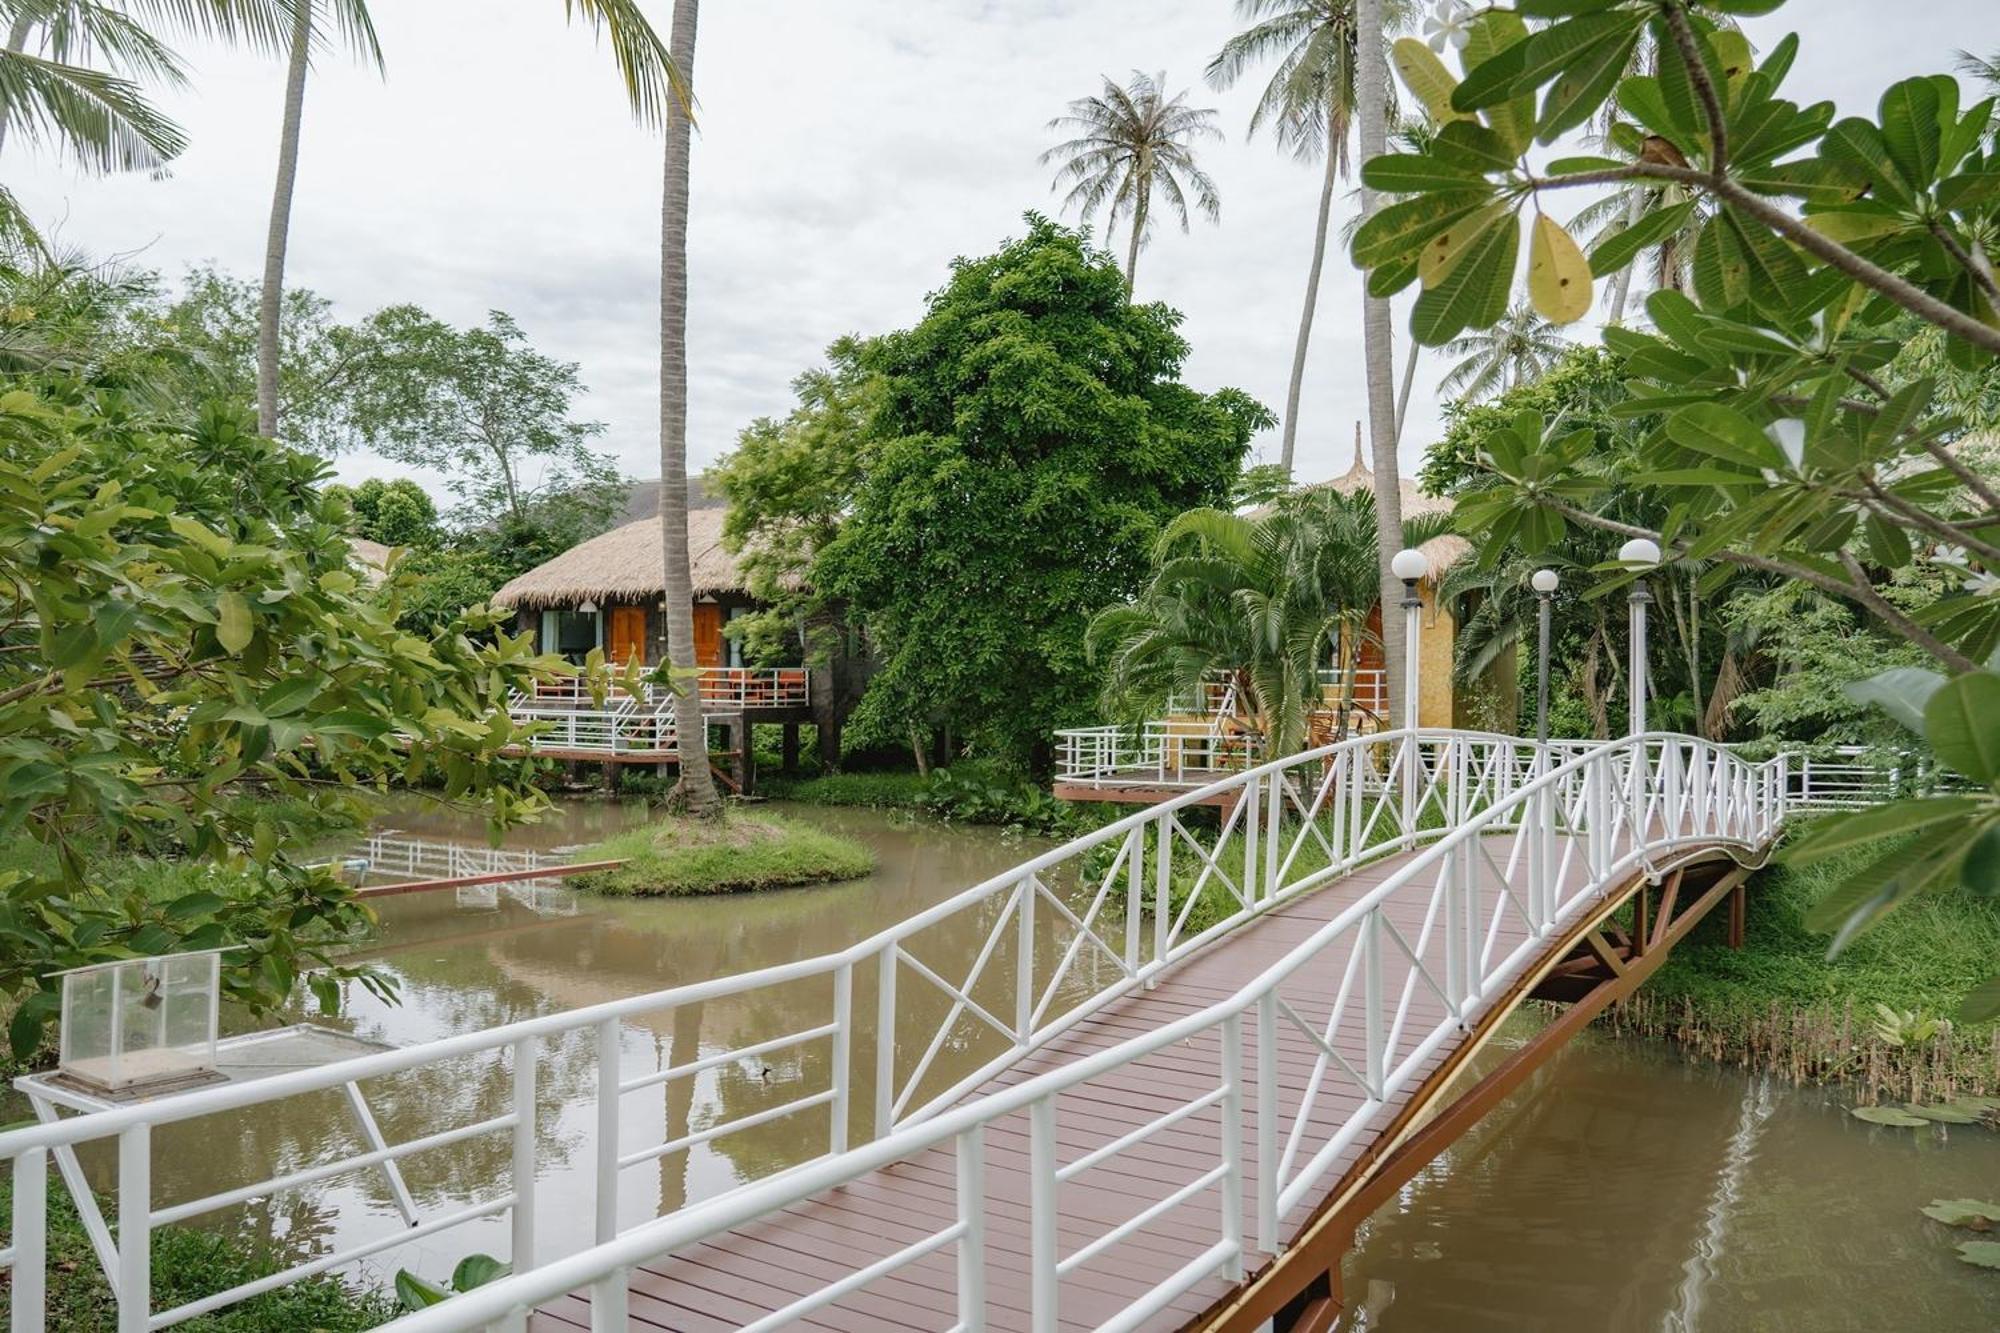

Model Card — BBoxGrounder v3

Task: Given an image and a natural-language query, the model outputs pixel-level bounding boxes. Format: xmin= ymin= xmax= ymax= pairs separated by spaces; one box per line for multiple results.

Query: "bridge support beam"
xmin=1201 ymin=856 xmax=1755 ymax=1333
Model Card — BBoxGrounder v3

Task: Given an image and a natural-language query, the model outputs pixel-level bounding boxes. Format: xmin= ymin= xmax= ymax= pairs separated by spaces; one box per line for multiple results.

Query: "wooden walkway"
xmin=528 ymin=829 xmax=1721 ymax=1332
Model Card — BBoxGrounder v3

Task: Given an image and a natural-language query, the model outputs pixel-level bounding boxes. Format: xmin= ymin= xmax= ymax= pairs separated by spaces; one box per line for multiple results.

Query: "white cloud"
xmin=9 ymin=0 xmax=1988 ymax=493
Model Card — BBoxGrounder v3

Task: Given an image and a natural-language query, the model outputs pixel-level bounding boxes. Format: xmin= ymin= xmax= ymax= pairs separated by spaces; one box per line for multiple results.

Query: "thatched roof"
xmin=1295 ymin=432 xmax=1470 ymax=581
xmin=491 ymin=508 xmax=752 ymax=610
xmin=349 ymin=538 xmax=393 ymax=587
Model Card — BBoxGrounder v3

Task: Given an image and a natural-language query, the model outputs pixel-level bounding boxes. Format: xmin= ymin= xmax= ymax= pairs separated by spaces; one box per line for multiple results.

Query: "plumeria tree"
xmin=1347 ymin=0 xmax=2000 ymax=1017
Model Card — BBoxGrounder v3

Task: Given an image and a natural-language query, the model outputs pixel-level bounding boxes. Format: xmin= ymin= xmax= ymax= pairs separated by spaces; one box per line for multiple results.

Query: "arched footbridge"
xmin=0 ymin=731 xmax=1887 ymax=1333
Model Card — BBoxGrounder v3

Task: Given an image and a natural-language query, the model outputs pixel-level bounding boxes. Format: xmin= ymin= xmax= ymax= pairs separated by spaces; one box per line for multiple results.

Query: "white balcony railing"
xmin=1056 ymin=721 xmax=1265 ymax=785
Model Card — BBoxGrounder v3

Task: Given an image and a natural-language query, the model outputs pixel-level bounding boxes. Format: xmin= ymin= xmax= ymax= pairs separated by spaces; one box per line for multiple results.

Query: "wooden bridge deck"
xmin=528 ymin=828 xmax=1719 ymax=1332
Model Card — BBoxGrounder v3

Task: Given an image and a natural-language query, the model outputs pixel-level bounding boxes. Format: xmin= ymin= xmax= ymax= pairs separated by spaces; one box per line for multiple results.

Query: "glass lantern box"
xmin=54 ymin=950 xmax=225 ymax=1094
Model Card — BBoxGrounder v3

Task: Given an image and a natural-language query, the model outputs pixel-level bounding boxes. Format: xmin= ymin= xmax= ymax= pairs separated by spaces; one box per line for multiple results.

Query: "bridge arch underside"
xmin=529 ymin=837 xmax=1763 ymax=1333
xmin=1203 ymin=844 xmax=1760 ymax=1333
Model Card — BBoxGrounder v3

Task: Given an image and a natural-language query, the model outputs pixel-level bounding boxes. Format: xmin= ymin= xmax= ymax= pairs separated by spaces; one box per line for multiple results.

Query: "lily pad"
xmin=1922 ymin=1199 xmax=2000 ymax=1228
xmin=1851 ymin=1105 xmax=1931 ymax=1127
xmin=1957 ymin=1241 xmax=2000 ymax=1270
xmin=1907 ymin=1104 xmax=1984 ymax=1124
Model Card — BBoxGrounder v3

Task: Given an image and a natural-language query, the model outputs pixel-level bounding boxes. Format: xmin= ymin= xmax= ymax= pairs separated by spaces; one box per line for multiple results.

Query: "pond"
xmin=29 ymin=795 xmax=2000 ymax=1327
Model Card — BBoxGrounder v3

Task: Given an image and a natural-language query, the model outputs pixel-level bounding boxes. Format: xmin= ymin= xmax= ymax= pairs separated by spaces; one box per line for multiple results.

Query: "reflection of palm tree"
xmin=1040 ymin=69 xmax=1222 ymax=290
xmin=1438 ymin=303 xmax=1568 ymax=402
xmin=1205 ymin=0 xmax=1413 ymax=476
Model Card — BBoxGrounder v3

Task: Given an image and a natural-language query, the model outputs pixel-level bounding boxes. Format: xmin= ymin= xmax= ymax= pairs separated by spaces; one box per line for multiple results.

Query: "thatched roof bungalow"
xmin=491 ymin=509 xmax=761 ymax=667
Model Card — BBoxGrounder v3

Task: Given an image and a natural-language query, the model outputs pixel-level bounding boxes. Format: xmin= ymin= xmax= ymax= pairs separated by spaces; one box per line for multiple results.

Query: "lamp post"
xmin=1617 ymin=538 xmax=1661 ymax=736
xmin=1390 ymin=548 xmax=1429 ymax=732
xmin=1530 ymin=568 xmax=1559 ymax=745
xmin=1390 ymin=548 xmax=1429 ymax=837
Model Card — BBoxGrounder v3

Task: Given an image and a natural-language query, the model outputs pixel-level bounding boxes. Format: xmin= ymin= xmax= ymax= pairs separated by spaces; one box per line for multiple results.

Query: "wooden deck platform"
xmin=527 ymin=830 xmax=1708 ymax=1332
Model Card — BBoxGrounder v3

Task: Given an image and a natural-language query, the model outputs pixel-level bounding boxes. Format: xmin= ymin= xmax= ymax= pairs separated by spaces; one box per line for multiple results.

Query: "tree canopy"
xmin=1352 ymin=0 xmax=2000 ymax=1015
xmin=812 ymin=216 xmax=1270 ymax=766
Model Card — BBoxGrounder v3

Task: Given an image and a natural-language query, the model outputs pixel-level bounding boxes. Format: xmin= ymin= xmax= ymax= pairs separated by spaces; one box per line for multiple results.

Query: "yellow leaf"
xmin=217 ymin=591 xmax=253 ymax=655
xmin=1528 ymin=215 xmax=1594 ymax=323
xmin=1391 ymin=39 xmax=1469 ymax=124
xmin=1420 ymin=201 xmax=1512 ymax=289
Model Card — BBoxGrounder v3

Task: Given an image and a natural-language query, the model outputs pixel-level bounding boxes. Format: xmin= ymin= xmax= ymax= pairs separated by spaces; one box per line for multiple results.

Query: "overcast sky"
xmin=11 ymin=0 xmax=1991 ymax=497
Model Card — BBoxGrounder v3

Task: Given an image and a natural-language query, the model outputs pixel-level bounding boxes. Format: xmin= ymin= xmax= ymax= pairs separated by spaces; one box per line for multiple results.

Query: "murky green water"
xmin=26 ymin=795 xmax=2000 ymax=1327
xmin=1340 ymin=1028 xmax=2000 ymax=1330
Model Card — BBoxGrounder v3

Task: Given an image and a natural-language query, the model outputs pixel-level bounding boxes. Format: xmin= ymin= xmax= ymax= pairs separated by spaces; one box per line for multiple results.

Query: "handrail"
xmin=0 ymin=728 xmax=1860 ymax=1332
xmin=370 ymin=731 xmax=1788 ymax=1331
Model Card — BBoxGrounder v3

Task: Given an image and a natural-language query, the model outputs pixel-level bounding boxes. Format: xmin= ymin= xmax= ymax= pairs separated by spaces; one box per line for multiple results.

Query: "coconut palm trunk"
xmin=0 ymin=13 xmax=34 ymax=154
xmin=657 ymin=0 xmax=720 ymax=818
xmin=1278 ymin=102 xmax=1342 ymax=477
xmin=1353 ymin=0 xmax=1406 ymax=726
xmin=256 ymin=0 xmax=312 ymax=440
xmin=1392 ymin=338 xmax=1418 ymax=443
xmin=1123 ymin=169 xmax=1149 ymax=289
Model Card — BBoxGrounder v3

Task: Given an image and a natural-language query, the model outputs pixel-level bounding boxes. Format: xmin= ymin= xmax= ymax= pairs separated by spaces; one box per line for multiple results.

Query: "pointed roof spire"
xmin=1342 ymin=421 xmax=1370 ymax=483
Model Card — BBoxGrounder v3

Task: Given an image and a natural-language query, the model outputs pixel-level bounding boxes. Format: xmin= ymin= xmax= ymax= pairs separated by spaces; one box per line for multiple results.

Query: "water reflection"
xmin=1340 ymin=1028 xmax=2000 ymax=1331
xmin=111 ymin=801 xmax=1065 ymax=1289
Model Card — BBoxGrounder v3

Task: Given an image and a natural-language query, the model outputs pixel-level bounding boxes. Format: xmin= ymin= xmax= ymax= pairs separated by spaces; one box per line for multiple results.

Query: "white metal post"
xmin=1219 ymin=1013 xmax=1245 ymax=1280
xmin=1255 ymin=990 xmax=1278 ymax=1252
xmin=13 ymin=1147 xmax=47 ymax=1333
xmin=874 ymin=943 xmax=897 ymax=1138
xmin=830 ymin=963 xmax=853 ymax=1153
xmin=1029 ymin=1096 xmax=1059 ymax=1333
xmin=957 ymin=1126 xmax=987 ymax=1331
xmin=1154 ymin=816 xmax=1172 ymax=967
xmin=1363 ymin=910 xmax=1385 ymax=1100
xmin=1241 ymin=774 xmax=1261 ymax=907
xmin=1015 ymin=880 xmax=1036 ymax=1044
xmin=116 ymin=1126 xmax=149 ymax=1333
xmin=1124 ymin=826 xmax=1142 ymax=974
xmin=1263 ymin=772 xmax=1282 ymax=902
xmin=594 ymin=1019 xmax=621 ymax=1245
xmin=511 ymin=1037 xmax=537 ymax=1273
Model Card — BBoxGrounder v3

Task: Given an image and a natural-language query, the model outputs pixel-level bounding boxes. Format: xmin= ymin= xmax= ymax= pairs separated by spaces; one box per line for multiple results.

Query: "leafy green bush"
xmin=0 ymin=1172 xmax=394 ymax=1331
xmin=759 ymin=770 xmax=931 ymax=808
xmin=569 ymin=812 xmax=875 ymax=896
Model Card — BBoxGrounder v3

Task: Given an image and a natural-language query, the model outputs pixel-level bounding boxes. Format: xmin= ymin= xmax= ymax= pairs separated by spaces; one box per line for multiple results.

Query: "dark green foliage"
xmin=813 ymin=216 xmax=1268 ymax=768
xmin=332 ymin=477 xmax=440 ymax=547
xmin=760 ymin=770 xmax=932 ymax=809
xmin=0 ymin=1172 xmax=395 ymax=1331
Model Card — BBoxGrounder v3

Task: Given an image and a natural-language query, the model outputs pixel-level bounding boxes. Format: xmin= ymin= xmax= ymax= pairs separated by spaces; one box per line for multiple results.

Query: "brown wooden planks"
xmin=535 ymin=833 xmax=1652 ymax=1331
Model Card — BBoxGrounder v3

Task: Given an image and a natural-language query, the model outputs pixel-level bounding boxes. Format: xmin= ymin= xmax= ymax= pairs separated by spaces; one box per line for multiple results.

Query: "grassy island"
xmin=569 ymin=811 xmax=876 ymax=897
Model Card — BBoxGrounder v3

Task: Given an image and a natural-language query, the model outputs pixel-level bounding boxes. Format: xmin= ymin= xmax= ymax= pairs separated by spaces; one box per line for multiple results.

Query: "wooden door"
xmin=692 ymin=601 xmax=723 ymax=667
xmin=608 ymin=605 xmax=647 ymax=666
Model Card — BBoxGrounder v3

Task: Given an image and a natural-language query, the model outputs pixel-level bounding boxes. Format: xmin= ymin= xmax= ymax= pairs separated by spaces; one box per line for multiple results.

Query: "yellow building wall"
xmin=1418 ymin=586 xmax=1456 ymax=730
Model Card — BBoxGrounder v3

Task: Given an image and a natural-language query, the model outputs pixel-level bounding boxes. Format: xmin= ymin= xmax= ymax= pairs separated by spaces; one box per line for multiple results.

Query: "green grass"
xmin=0 ymin=1173 xmax=394 ymax=1331
xmin=1612 ymin=824 xmax=2000 ymax=1097
xmin=757 ymin=770 xmax=932 ymax=808
xmin=568 ymin=811 xmax=877 ymax=896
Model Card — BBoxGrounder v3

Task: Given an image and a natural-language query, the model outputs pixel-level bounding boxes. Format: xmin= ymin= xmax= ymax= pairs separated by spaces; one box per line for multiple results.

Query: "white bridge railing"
xmin=0 ymin=730 xmax=1875 ymax=1333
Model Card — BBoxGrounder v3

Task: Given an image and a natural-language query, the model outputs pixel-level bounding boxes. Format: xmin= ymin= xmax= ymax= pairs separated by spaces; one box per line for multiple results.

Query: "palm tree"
xmin=253 ymin=0 xmax=681 ymax=441
xmin=254 ymin=0 xmax=379 ymax=439
xmin=656 ymin=0 xmax=720 ymax=819
xmin=1206 ymin=0 xmax=1411 ymax=477
xmin=1438 ymin=303 xmax=1568 ymax=402
xmin=1088 ymin=487 xmax=1448 ymax=755
xmin=1352 ymin=0 xmax=1405 ymax=729
xmin=1041 ymin=69 xmax=1222 ymax=291
xmin=0 ymin=0 xmax=260 ymax=239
